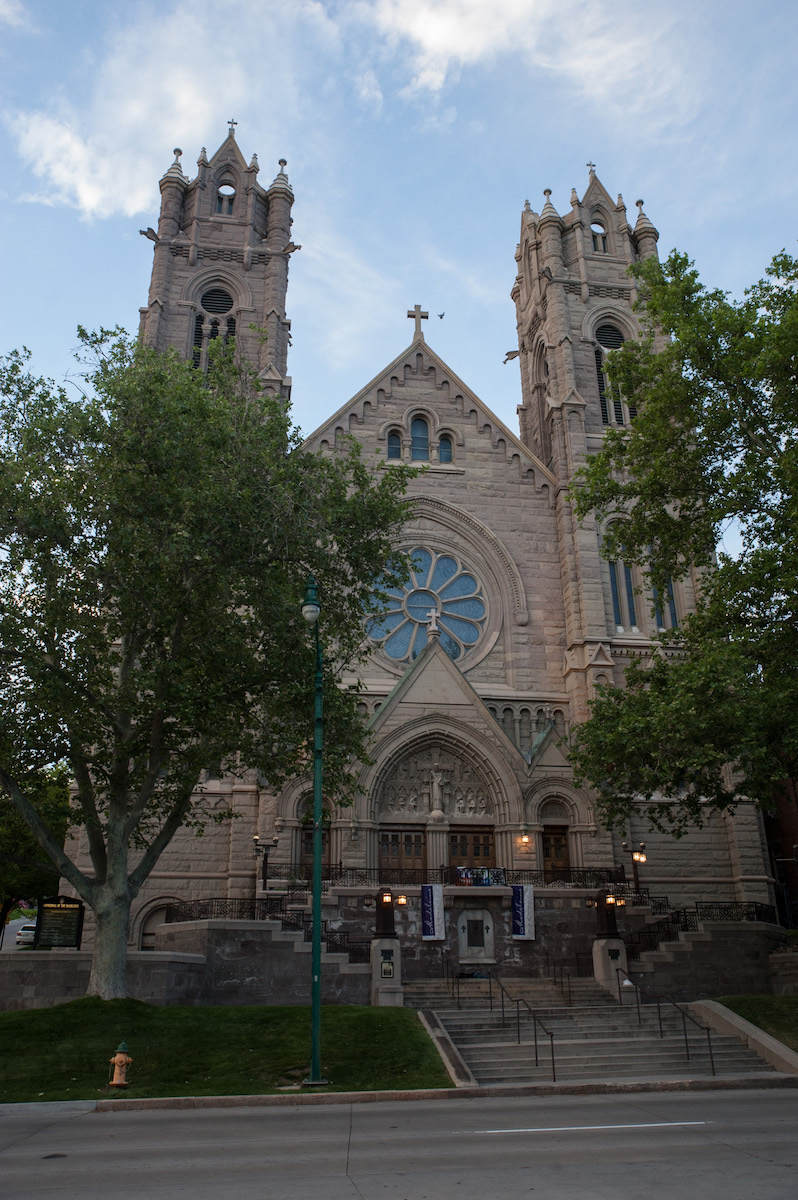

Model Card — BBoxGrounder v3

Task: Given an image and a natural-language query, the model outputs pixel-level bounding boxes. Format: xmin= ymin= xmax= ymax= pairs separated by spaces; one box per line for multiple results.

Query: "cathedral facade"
xmin=128 ymin=130 xmax=774 ymax=966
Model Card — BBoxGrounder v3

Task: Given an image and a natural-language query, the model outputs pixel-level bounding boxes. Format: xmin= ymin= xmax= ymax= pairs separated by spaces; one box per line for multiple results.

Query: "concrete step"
xmin=435 ymin=997 xmax=777 ymax=1085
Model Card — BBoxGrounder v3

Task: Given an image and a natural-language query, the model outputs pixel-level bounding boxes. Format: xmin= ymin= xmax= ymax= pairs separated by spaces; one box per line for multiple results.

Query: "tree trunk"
xmin=86 ymin=889 xmax=132 ymax=999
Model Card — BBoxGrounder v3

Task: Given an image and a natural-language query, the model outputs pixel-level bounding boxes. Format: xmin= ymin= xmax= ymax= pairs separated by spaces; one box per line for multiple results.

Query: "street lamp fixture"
xmin=252 ymin=834 xmax=279 ymax=888
xmin=397 ymin=893 xmax=408 ymax=906
xmin=301 ymin=574 xmax=326 ymax=1085
xmin=621 ymin=841 xmax=647 ymax=893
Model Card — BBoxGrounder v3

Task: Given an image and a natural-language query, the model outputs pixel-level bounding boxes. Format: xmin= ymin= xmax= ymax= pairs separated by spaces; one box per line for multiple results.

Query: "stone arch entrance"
xmin=371 ymin=737 xmax=500 ymax=875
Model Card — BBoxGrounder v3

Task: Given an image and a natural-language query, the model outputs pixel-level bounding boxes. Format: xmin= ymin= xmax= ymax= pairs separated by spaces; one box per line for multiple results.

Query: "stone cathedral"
xmin=128 ymin=129 xmax=775 ymax=976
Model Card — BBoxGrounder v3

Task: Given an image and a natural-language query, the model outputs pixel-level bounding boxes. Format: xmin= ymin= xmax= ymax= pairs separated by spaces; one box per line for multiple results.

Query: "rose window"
xmin=369 ymin=547 xmax=487 ymax=664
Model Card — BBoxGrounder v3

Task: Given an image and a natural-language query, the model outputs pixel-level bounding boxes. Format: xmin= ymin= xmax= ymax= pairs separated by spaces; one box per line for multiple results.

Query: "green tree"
xmin=569 ymin=250 xmax=798 ymax=831
xmin=0 ymin=332 xmax=413 ymax=997
xmin=0 ymin=763 xmax=70 ymax=909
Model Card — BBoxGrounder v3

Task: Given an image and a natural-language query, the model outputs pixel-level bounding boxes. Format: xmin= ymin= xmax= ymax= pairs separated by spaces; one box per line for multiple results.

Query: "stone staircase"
xmin=409 ymin=978 xmax=778 ymax=1085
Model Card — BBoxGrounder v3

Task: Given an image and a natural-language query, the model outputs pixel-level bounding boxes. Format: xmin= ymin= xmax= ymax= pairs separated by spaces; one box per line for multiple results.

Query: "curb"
xmin=93 ymin=1072 xmax=798 ymax=1112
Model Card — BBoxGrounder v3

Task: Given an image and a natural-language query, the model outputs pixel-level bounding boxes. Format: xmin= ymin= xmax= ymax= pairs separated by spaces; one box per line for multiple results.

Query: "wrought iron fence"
xmin=623 ymin=900 xmax=777 ymax=962
xmin=266 ymin=864 xmax=626 ymax=889
xmin=695 ymin=900 xmax=777 ymax=924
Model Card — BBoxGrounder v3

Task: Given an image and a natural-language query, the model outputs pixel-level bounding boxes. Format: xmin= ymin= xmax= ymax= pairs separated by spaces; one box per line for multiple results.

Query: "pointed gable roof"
xmin=207 ymin=129 xmax=248 ymax=173
xmin=302 ymin=332 xmax=556 ymax=488
xmin=367 ymin=636 xmax=527 ymax=767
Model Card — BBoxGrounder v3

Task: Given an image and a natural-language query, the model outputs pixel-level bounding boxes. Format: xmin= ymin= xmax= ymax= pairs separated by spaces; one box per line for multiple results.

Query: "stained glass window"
xmin=368 ymin=547 xmax=487 ymax=664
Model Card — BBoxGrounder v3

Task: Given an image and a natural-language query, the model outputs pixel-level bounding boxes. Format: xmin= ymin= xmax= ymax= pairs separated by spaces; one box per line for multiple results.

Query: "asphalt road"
xmin=1 ymin=1088 xmax=797 ymax=1200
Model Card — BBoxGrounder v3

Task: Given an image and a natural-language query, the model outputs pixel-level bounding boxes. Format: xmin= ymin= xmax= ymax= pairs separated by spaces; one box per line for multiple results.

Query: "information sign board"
xmin=35 ymin=898 xmax=85 ymax=949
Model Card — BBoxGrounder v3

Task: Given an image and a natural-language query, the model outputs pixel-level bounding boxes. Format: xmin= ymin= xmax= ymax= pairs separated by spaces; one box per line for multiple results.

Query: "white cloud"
xmin=354 ymin=68 xmax=384 ymax=114
xmin=10 ymin=0 xmax=339 ymax=218
xmin=363 ymin=0 xmax=697 ymax=125
xmin=292 ymin=211 xmax=400 ymax=376
xmin=0 ymin=0 xmax=28 ymax=26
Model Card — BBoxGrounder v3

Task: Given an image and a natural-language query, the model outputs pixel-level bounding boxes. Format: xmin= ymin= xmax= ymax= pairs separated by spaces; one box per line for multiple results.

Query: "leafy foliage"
xmin=0 ymin=331 xmax=413 ymax=993
xmin=570 ymin=250 xmax=798 ymax=829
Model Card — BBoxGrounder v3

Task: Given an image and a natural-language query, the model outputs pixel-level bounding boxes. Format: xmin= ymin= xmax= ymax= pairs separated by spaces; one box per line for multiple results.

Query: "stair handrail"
xmin=543 ymin=950 xmax=572 ymax=1005
xmin=486 ymin=971 xmax=556 ymax=1081
xmin=615 ymin=968 xmax=715 ymax=1075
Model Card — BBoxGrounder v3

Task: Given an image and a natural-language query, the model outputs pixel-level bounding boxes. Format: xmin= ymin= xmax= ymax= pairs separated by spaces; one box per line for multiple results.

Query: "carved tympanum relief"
xmin=378 ymin=748 xmax=494 ymax=820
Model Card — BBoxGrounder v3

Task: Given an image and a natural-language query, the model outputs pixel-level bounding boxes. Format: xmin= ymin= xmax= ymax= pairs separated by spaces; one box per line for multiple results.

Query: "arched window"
xmin=216 ymin=183 xmax=235 ymax=215
xmin=608 ymin=552 xmax=639 ymax=633
xmin=438 ymin=434 xmax=453 ymax=463
xmin=411 ymin=417 xmax=429 ymax=461
xmin=192 ymin=287 xmax=236 ymax=370
xmin=591 ymin=220 xmax=608 ymax=253
xmin=387 ymin=431 xmax=402 ymax=460
xmin=652 ymin=577 xmax=679 ymax=630
xmin=595 ymin=324 xmax=633 ymax=425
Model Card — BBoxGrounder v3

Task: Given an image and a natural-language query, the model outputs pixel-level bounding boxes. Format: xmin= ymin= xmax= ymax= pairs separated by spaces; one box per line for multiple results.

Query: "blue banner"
xmin=511 ymin=884 xmax=535 ymax=939
xmin=421 ymin=884 xmax=444 ymax=940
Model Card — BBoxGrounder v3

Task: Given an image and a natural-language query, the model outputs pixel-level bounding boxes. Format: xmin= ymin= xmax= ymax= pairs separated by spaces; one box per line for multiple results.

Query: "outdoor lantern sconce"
xmin=397 ymin=893 xmax=408 ymax=906
xmin=622 ymin=840 xmax=647 ymax=891
xmin=253 ymin=833 xmax=279 ymax=887
xmin=382 ymin=890 xmax=393 ymax=905
xmin=520 ymin=823 xmax=530 ymax=844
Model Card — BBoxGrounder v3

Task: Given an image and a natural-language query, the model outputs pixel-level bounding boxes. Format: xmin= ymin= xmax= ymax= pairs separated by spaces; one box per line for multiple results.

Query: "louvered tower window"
xmin=595 ymin=324 xmax=634 ymax=425
xmin=192 ymin=288 xmax=235 ymax=370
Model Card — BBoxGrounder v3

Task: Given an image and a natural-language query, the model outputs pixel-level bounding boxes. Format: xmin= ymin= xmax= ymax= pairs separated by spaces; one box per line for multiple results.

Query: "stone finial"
xmin=161 ymin=147 xmax=187 ymax=183
xmin=634 ymin=198 xmax=659 ymax=240
xmin=616 ymin=193 xmax=626 ymax=210
xmin=540 ymin=188 xmax=559 ymax=218
xmin=268 ymin=158 xmax=293 ymax=196
xmin=197 ymin=146 xmax=209 ymax=166
xmin=570 ymin=187 xmax=579 ymax=206
xmin=524 ymin=198 xmax=531 ymax=212
xmin=248 ymin=152 xmax=259 ymax=171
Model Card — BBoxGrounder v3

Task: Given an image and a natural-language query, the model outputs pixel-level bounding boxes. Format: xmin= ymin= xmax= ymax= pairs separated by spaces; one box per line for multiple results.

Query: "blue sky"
xmin=2 ymin=0 xmax=797 ymax=447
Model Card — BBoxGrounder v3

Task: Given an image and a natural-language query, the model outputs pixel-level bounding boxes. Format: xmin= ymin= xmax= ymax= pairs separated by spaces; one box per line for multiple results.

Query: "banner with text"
xmin=511 ymin=884 xmax=535 ymax=939
xmin=421 ymin=884 xmax=445 ymax=940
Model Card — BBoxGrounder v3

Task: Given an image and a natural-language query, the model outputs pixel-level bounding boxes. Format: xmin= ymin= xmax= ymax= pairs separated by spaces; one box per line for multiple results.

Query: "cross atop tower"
xmin=228 ymin=117 xmax=238 ymax=137
xmin=407 ymin=305 xmax=429 ymax=340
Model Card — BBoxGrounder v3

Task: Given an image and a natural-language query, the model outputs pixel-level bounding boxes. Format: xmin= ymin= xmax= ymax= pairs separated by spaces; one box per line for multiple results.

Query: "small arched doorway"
xmin=540 ymin=798 xmax=571 ymax=882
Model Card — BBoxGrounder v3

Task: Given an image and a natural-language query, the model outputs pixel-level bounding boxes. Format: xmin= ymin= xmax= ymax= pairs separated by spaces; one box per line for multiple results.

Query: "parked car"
xmin=16 ymin=924 xmax=36 ymax=947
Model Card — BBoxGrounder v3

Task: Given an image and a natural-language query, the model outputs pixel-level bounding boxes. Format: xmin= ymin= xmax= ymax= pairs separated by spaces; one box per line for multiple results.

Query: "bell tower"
xmin=511 ymin=164 xmax=659 ymax=465
xmin=138 ymin=124 xmax=297 ymax=397
xmin=510 ymin=166 xmax=661 ymax=721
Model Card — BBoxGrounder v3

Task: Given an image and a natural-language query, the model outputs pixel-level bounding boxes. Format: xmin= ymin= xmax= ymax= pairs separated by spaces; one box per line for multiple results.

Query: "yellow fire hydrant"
xmin=108 ymin=1041 xmax=133 ymax=1088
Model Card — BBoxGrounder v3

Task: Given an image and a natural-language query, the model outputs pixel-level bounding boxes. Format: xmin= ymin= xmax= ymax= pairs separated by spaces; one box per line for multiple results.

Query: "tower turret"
xmin=138 ymin=128 xmax=296 ymax=399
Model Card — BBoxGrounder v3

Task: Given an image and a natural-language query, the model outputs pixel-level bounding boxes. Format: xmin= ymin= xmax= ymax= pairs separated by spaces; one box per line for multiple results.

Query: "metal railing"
xmin=623 ymin=899 xmax=778 ymax=962
xmin=615 ymin=969 xmax=715 ymax=1075
xmin=264 ymin=864 xmax=626 ymax=889
xmin=544 ymin=951 xmax=572 ymax=1004
xmin=486 ymin=971 xmax=556 ymax=1081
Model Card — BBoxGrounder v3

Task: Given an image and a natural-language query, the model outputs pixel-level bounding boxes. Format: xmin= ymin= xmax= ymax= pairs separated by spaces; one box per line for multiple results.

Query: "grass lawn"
xmin=717 ymin=995 xmax=798 ymax=1053
xmin=0 ymin=998 xmax=452 ymax=1103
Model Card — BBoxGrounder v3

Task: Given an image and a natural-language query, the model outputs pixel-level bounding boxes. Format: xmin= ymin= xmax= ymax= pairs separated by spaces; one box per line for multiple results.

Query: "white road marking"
xmin=474 ymin=1121 xmax=708 ymax=1134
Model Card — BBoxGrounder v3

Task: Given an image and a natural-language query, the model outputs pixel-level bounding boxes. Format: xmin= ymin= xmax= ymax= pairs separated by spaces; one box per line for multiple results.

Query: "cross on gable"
xmin=407 ymin=305 xmax=429 ymax=340
xmin=228 ymin=118 xmax=238 ymax=136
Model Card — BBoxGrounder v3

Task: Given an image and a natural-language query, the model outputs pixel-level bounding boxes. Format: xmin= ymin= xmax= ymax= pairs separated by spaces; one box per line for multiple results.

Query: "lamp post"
xmin=253 ymin=834 xmax=279 ymax=889
xmin=301 ymin=575 xmax=326 ymax=1085
xmin=621 ymin=841 xmax=647 ymax=893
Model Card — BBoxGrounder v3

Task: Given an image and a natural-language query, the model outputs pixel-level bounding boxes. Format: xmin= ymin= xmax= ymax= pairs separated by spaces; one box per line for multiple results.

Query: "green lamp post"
xmin=301 ymin=575 xmax=326 ymax=1084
